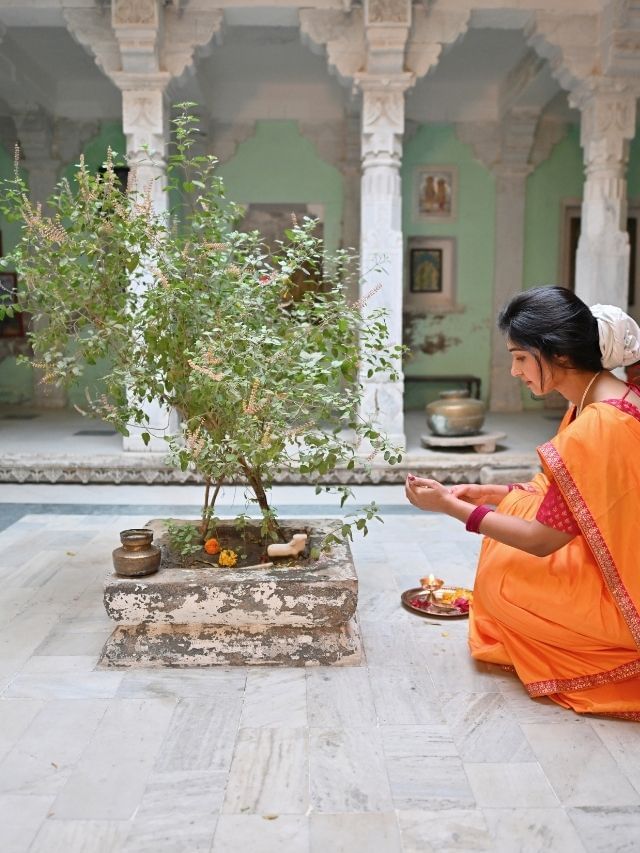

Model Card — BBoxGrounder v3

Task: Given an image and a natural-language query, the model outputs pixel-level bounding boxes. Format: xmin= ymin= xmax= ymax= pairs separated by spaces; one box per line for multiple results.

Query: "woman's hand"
xmin=449 ymin=483 xmax=508 ymax=506
xmin=405 ymin=475 xmax=454 ymax=513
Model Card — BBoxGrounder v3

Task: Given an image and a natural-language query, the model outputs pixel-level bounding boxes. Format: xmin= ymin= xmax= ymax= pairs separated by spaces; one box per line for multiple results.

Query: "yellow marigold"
xmin=218 ymin=549 xmax=238 ymax=568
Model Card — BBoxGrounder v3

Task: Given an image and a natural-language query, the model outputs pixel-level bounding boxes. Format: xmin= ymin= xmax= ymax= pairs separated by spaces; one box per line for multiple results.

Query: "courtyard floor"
xmin=1 ymin=482 xmax=639 ymax=853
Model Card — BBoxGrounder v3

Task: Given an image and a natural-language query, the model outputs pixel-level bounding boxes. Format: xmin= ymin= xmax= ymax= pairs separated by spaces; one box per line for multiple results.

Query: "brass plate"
xmin=401 ymin=587 xmax=472 ymax=619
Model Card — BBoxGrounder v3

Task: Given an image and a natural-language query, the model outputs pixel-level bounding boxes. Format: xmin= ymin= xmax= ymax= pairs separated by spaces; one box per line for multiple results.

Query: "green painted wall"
xmin=218 ymin=121 xmax=343 ymax=256
xmin=523 ymin=124 xmax=583 ymax=292
xmin=402 ymin=124 xmax=496 ymax=409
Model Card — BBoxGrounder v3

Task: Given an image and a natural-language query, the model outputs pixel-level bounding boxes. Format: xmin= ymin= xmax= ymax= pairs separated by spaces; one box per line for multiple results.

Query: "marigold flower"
xmin=218 ymin=549 xmax=238 ymax=567
xmin=204 ymin=538 xmax=221 ymax=555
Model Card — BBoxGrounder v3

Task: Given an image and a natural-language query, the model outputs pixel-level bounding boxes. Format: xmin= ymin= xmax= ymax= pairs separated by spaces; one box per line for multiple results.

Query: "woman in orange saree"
xmin=405 ymin=286 xmax=640 ymax=718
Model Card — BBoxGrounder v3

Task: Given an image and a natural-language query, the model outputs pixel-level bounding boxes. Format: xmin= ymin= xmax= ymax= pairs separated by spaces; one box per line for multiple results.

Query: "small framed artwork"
xmin=0 ymin=272 xmax=24 ymax=338
xmin=414 ymin=166 xmax=457 ymax=222
xmin=410 ymin=247 xmax=443 ymax=293
xmin=405 ymin=237 xmax=456 ymax=311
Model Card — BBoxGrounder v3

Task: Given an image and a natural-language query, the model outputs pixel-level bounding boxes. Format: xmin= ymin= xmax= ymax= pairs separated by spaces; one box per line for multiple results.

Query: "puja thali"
xmin=401 ymin=586 xmax=473 ymax=619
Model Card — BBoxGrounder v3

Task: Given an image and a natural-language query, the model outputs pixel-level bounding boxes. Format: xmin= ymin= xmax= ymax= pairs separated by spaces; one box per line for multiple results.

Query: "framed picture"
xmin=414 ymin=166 xmax=457 ymax=222
xmin=0 ymin=272 xmax=24 ymax=338
xmin=405 ymin=237 xmax=456 ymax=311
xmin=410 ymin=247 xmax=443 ymax=293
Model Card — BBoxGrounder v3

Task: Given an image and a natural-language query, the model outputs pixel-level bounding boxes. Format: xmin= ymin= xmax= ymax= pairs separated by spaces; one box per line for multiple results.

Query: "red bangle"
xmin=507 ymin=483 xmax=525 ymax=492
xmin=466 ymin=504 xmax=493 ymax=533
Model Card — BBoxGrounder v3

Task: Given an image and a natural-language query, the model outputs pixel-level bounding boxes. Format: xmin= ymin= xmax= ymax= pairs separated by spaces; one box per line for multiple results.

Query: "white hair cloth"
xmin=590 ymin=304 xmax=640 ymax=369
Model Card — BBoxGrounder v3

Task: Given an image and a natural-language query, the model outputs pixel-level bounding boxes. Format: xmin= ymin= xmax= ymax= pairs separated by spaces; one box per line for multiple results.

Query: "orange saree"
xmin=469 ymin=399 xmax=640 ymax=718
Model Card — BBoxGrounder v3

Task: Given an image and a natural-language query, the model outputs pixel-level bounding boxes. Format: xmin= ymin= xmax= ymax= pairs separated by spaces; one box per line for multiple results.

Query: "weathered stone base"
xmin=100 ymin=518 xmax=364 ymax=667
xmin=97 ymin=618 xmax=363 ymax=668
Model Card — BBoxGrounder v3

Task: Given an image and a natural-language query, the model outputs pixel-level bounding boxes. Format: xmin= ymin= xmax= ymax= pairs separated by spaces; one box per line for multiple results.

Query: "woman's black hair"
xmin=498 ymin=287 xmax=602 ymax=386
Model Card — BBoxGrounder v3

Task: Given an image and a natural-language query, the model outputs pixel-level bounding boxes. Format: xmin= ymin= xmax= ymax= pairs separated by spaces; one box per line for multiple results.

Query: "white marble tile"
xmin=568 ymin=806 xmax=640 ymax=853
xmin=3 ymin=672 xmax=123 ymax=700
xmin=154 ymin=698 xmax=242 ymax=774
xmin=380 ymin=724 xmax=458 ymax=759
xmin=19 ymin=656 xmax=98 ymax=675
xmin=240 ymin=669 xmax=307 ymax=728
xmin=306 ymin=668 xmax=377 ymax=728
xmin=386 ymin=754 xmax=475 ymax=810
xmin=33 ymin=629 xmax=109 ymax=657
xmin=482 ymin=807 xmax=587 ymax=853
xmin=465 ymin=762 xmax=559 ymax=808
xmin=442 ymin=693 xmax=533 ymax=762
xmin=398 ymin=808 xmax=492 ymax=853
xmin=310 ymin=813 xmax=401 ymax=853
xmin=369 ymin=666 xmax=443 ymax=725
xmin=223 ymin=728 xmax=308 ymax=815
xmin=522 ymin=723 xmax=640 ymax=807
xmin=136 ymin=769 xmax=227 ymax=818
xmin=309 ymin=728 xmax=392 ymax=813
xmin=0 ymin=793 xmax=55 ymax=853
xmin=0 ymin=611 xmax=59 ymax=670
xmin=0 ymin=698 xmax=44 ymax=763
xmin=30 ymin=819 xmax=131 ymax=853
xmin=212 ymin=815 xmax=308 ymax=853
xmin=359 ymin=619 xmax=424 ymax=668
xmin=117 ymin=669 xmax=246 ymax=699
xmin=123 ymin=813 xmax=218 ymax=853
xmin=0 ymin=700 xmax=108 ymax=795
xmin=417 ymin=632 xmax=508 ymax=695
xmin=53 ymin=697 xmax=176 ymax=820
xmin=592 ymin=719 xmax=640 ymax=796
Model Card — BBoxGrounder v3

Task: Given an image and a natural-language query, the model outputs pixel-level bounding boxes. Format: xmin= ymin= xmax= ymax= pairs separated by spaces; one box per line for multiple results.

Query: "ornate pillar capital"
xmin=570 ymin=81 xmax=637 ymax=173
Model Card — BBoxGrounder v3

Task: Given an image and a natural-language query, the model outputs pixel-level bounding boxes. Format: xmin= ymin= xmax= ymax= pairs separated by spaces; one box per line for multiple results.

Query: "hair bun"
xmin=590 ymin=304 xmax=640 ymax=369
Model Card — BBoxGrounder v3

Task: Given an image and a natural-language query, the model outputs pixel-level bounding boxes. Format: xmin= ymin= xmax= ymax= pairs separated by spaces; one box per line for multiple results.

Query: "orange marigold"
xmin=218 ymin=549 xmax=238 ymax=567
xmin=204 ymin=538 xmax=221 ymax=555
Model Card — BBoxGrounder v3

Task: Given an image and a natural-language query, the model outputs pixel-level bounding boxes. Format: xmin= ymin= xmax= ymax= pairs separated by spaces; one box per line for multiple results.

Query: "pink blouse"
xmin=535 ymin=383 xmax=640 ymax=536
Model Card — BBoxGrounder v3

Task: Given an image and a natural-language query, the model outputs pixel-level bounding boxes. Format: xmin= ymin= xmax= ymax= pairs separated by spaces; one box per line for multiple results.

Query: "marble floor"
xmin=0 ymin=484 xmax=639 ymax=853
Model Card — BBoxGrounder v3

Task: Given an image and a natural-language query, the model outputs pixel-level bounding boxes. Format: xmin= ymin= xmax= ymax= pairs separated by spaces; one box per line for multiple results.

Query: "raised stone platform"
xmin=99 ymin=519 xmax=363 ymax=667
xmin=420 ymin=431 xmax=507 ymax=453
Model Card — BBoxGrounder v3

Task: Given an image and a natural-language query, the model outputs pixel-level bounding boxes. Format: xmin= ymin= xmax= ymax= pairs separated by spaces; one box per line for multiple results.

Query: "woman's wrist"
xmin=466 ymin=504 xmax=494 ymax=533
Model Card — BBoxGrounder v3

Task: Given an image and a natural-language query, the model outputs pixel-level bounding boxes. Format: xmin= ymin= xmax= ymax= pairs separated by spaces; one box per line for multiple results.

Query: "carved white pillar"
xmin=357 ymin=78 xmax=411 ymax=449
xmin=573 ymin=85 xmax=636 ymax=310
xmin=117 ymin=80 xmax=177 ymax=451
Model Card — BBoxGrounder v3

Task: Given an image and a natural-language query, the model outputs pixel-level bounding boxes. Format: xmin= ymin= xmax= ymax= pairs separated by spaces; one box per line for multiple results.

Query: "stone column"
xmin=357 ymin=77 xmax=412 ymax=449
xmin=116 ymin=78 xmax=177 ymax=451
xmin=573 ymin=84 xmax=636 ymax=309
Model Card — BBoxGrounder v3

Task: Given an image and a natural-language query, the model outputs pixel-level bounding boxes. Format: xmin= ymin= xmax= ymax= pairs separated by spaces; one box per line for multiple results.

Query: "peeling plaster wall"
xmin=402 ymin=124 xmax=496 ymax=410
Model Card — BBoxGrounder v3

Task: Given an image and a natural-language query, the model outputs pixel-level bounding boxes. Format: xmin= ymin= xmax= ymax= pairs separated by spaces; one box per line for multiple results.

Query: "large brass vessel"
xmin=425 ymin=389 xmax=486 ymax=437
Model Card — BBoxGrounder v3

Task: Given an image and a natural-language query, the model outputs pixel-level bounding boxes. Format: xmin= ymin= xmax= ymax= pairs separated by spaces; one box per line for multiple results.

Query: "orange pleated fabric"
xmin=469 ymin=400 xmax=640 ymax=719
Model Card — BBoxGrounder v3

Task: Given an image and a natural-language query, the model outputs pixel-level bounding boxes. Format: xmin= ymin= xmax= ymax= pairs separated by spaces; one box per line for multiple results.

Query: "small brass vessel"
xmin=112 ymin=528 xmax=161 ymax=577
xmin=425 ymin=389 xmax=486 ymax=437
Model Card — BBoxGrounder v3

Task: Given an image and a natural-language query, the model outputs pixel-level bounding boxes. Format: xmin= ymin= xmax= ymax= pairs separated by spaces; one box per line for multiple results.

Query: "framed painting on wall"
xmin=0 ymin=272 xmax=24 ymax=338
xmin=410 ymin=247 xmax=443 ymax=293
xmin=405 ymin=237 xmax=457 ymax=312
xmin=414 ymin=166 xmax=457 ymax=222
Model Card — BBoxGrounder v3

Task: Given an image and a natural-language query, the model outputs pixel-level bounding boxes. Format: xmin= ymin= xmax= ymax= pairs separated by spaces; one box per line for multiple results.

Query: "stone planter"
xmin=98 ymin=518 xmax=362 ymax=667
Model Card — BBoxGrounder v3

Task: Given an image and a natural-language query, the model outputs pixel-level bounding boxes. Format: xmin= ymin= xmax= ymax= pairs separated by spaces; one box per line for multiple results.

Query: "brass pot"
xmin=112 ymin=528 xmax=161 ymax=577
xmin=426 ymin=390 xmax=486 ymax=436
